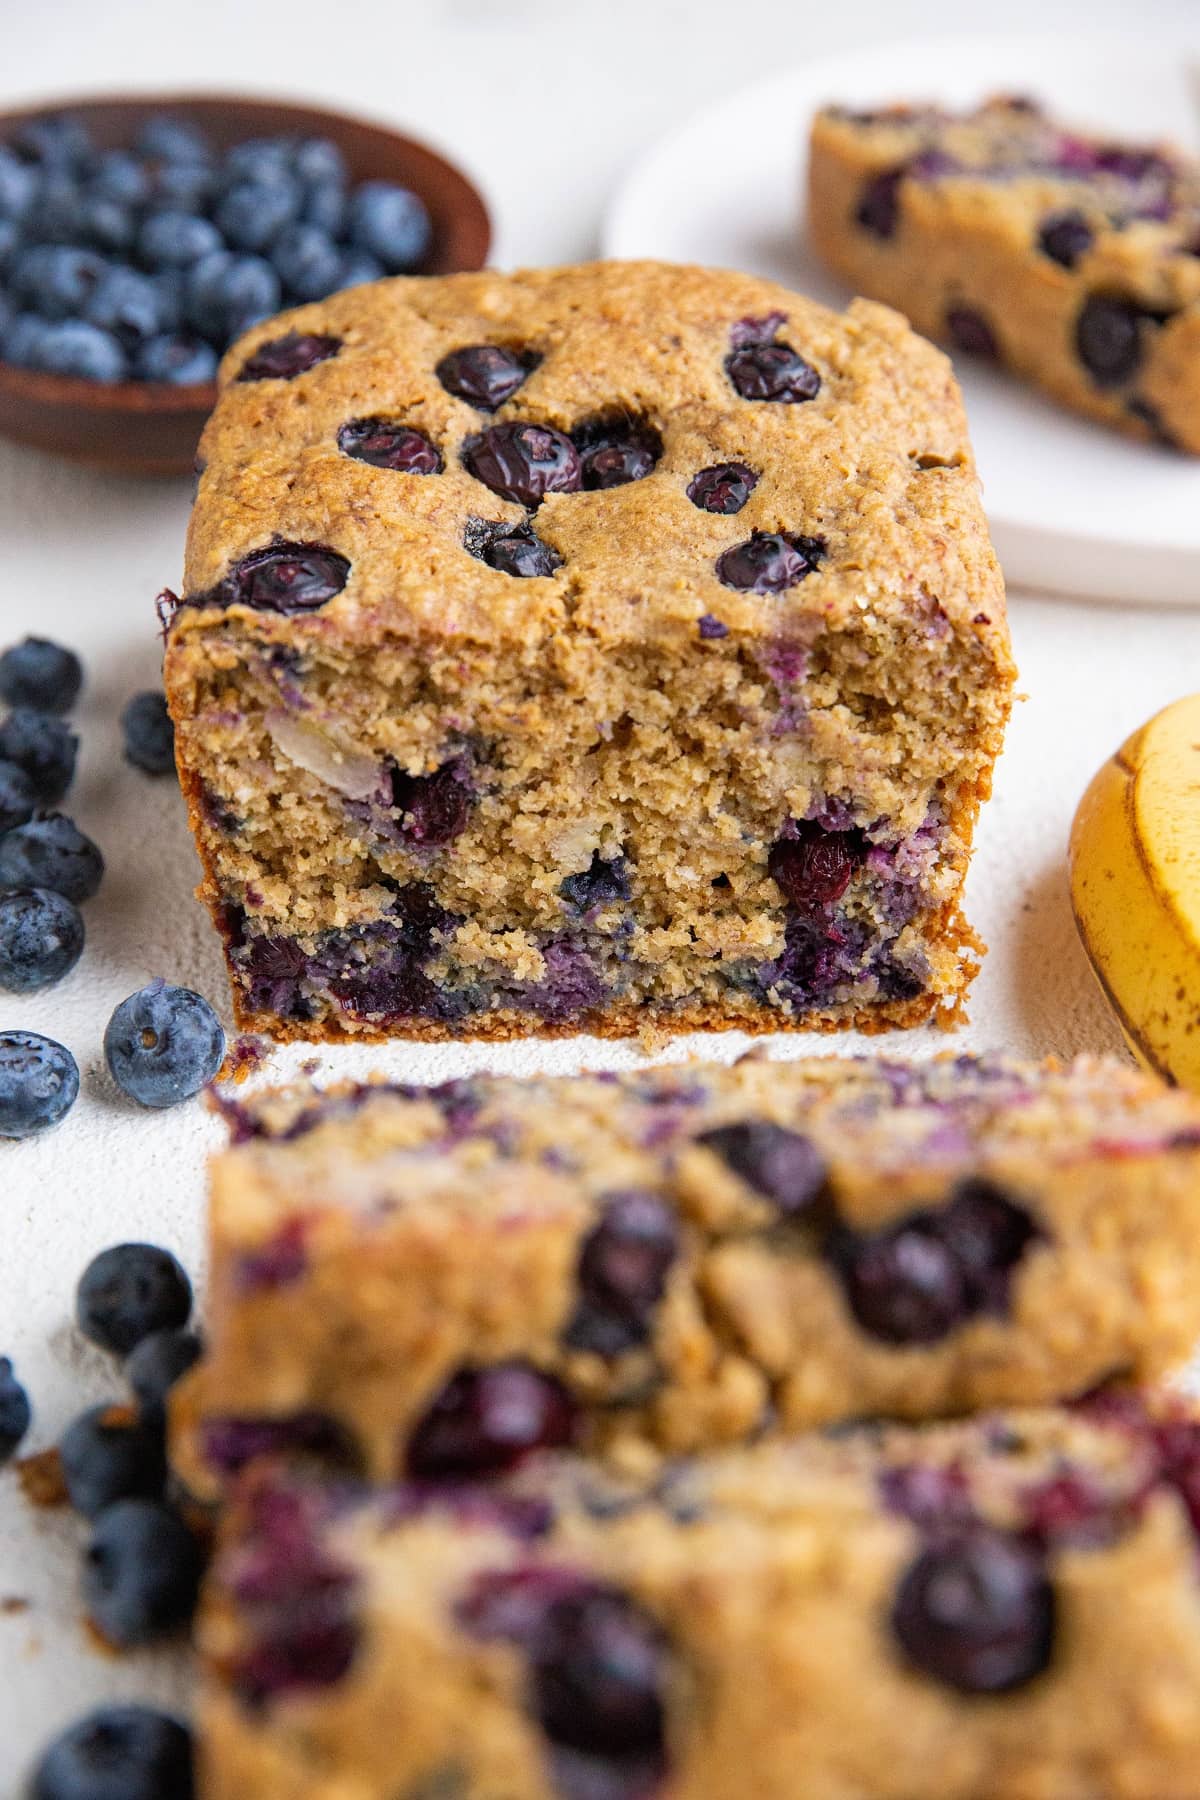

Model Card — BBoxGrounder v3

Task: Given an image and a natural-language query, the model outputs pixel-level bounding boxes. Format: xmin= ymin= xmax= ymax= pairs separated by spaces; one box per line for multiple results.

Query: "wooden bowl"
xmin=0 ymin=93 xmax=492 ymax=476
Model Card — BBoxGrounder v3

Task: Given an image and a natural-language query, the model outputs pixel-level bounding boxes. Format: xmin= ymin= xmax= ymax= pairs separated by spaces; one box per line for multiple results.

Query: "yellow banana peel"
xmin=1069 ymin=692 xmax=1200 ymax=1089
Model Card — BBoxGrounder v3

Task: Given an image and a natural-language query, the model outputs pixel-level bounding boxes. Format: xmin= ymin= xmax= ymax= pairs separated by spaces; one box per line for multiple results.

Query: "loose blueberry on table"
xmin=0 ymin=636 xmax=81 ymax=712
xmin=0 ymin=812 xmax=104 ymax=902
xmin=83 ymin=1497 xmax=205 ymax=1647
xmin=0 ymin=709 xmax=78 ymax=805
xmin=0 ymin=1354 xmax=31 ymax=1462
xmin=76 ymin=1241 xmax=193 ymax=1356
xmin=59 ymin=1402 xmax=168 ymax=1519
xmin=104 ymin=979 xmax=225 ymax=1107
xmin=0 ymin=1028 xmax=79 ymax=1136
xmin=0 ymin=885 xmax=85 ymax=992
xmin=28 ymin=1706 xmax=194 ymax=1800
xmin=0 ymin=110 xmax=434 ymax=381
xmin=120 ymin=689 xmax=176 ymax=776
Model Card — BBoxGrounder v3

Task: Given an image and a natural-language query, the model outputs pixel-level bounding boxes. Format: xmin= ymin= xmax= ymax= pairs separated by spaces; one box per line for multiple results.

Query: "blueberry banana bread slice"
xmin=162 ymin=260 xmax=1012 ymax=1042
xmin=198 ymin=1391 xmax=1200 ymax=1800
xmin=808 ymin=96 xmax=1200 ymax=450
xmin=172 ymin=1054 xmax=1200 ymax=1493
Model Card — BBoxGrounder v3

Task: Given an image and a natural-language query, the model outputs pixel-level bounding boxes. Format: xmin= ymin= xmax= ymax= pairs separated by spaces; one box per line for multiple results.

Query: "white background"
xmin=1 ymin=0 xmax=1200 ymax=1790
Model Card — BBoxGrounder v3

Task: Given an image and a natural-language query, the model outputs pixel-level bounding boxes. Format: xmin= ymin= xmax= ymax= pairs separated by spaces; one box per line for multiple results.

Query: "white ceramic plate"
xmin=604 ymin=32 xmax=1200 ymax=604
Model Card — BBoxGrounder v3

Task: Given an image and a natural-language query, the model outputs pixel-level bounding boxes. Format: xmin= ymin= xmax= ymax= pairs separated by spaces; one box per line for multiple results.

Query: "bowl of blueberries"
xmin=0 ymin=94 xmax=491 ymax=474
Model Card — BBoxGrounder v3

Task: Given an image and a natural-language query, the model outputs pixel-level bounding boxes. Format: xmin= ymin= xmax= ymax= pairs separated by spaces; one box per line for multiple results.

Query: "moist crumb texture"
xmin=172 ymin=1054 xmax=1200 ymax=1492
xmin=198 ymin=1392 xmax=1200 ymax=1800
xmin=163 ymin=261 xmax=1013 ymax=1042
xmin=808 ymin=97 xmax=1200 ymax=450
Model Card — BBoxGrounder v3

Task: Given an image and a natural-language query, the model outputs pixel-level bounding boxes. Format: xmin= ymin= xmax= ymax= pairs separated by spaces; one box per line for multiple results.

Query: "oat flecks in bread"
xmin=808 ymin=97 xmax=1200 ymax=450
xmin=164 ymin=260 xmax=1012 ymax=1043
xmin=172 ymin=1053 xmax=1200 ymax=1492
xmin=198 ymin=1393 xmax=1200 ymax=1800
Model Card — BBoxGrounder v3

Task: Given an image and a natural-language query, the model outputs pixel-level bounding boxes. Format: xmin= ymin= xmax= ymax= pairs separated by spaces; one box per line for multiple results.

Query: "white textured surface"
xmin=1 ymin=0 xmax=1199 ymax=1790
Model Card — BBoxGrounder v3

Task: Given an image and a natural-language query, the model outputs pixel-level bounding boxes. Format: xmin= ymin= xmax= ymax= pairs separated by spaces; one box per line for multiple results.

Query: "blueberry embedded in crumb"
xmin=829 ymin=1217 xmax=968 ymax=1344
xmin=126 ymin=1328 xmax=204 ymax=1423
xmin=725 ymin=328 xmax=821 ymax=404
xmin=203 ymin=541 xmax=350 ymax=614
xmin=407 ymin=1363 xmax=578 ymax=1481
xmin=855 ymin=167 xmax=906 ymax=239
xmin=0 ymin=636 xmax=82 ymax=712
xmin=83 ymin=1498 xmax=205 ymax=1647
xmin=892 ymin=1527 xmax=1054 ymax=1694
xmin=0 ymin=1357 xmax=31 ymax=1463
xmin=59 ymin=1403 xmax=168 ymax=1519
xmin=76 ymin=1242 xmax=193 ymax=1356
xmin=28 ymin=1705 xmax=194 ymax=1800
xmin=120 ymin=690 xmax=175 ymax=776
xmin=338 ymin=418 xmax=442 ymax=474
xmin=696 ymin=1119 xmax=830 ymax=1219
xmin=463 ymin=517 xmax=561 ymax=579
xmin=945 ymin=306 xmax=999 ymax=359
xmin=0 ymin=887 xmax=85 ymax=992
xmin=436 ymin=343 xmax=537 ymax=410
xmin=236 ymin=329 xmax=341 ymax=383
xmin=0 ymin=758 xmax=36 ymax=832
xmin=687 ymin=462 xmax=757 ymax=514
xmin=697 ymin=613 xmax=729 ymax=640
xmin=388 ymin=762 xmax=474 ymax=847
xmin=1038 ymin=209 xmax=1094 ymax=269
xmin=768 ymin=821 xmax=865 ymax=913
xmin=716 ymin=531 xmax=825 ymax=594
xmin=559 ymin=852 xmax=630 ymax=913
xmin=463 ymin=422 xmax=583 ymax=508
xmin=572 ymin=418 xmax=662 ymax=490
xmin=0 ymin=1029 xmax=79 ymax=1137
xmin=103 ymin=979 xmax=225 ymax=1109
xmin=565 ymin=1191 xmax=679 ymax=1355
xmin=0 ymin=708 xmax=79 ymax=804
xmin=1075 ymin=293 xmax=1156 ymax=387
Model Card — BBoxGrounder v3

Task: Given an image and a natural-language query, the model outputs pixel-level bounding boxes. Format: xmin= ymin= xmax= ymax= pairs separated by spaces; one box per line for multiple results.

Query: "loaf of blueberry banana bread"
xmin=198 ymin=1391 xmax=1200 ymax=1799
xmin=173 ymin=1054 xmax=1200 ymax=1494
xmin=162 ymin=260 xmax=1012 ymax=1041
xmin=808 ymin=97 xmax=1200 ymax=450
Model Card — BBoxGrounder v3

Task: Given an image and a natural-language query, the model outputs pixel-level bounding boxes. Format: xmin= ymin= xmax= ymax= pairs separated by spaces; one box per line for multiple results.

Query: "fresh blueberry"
xmin=696 ymin=1119 xmax=829 ymax=1218
xmin=0 ymin=219 xmax=19 ymax=278
xmin=35 ymin=174 xmax=89 ymax=245
xmin=3 ymin=312 xmax=51 ymax=369
xmin=293 ymin=137 xmax=347 ymax=187
xmin=12 ymin=244 xmax=106 ymax=322
xmin=84 ymin=266 xmax=168 ymax=349
xmin=1038 ymin=209 xmax=1094 ymax=269
xmin=945 ymin=306 xmax=999 ymax=359
xmin=566 ymin=1191 xmax=679 ymax=1355
xmin=0 ymin=887 xmax=85 ymax=992
xmin=76 ymin=1243 xmax=192 ymax=1356
xmin=0 ymin=709 xmax=78 ymax=803
xmin=300 ymin=177 xmax=348 ymax=237
xmin=135 ymin=333 xmax=218 ymax=384
xmin=559 ymin=851 xmax=629 ymax=911
xmin=120 ymin=690 xmax=175 ymax=776
xmin=726 ymin=339 xmax=820 ymax=403
xmin=892 ymin=1528 xmax=1054 ymax=1693
xmin=687 ymin=462 xmax=757 ymax=513
xmin=436 ymin=344 xmax=535 ymax=410
xmin=573 ymin=419 xmax=661 ymax=489
xmin=222 ymin=137 xmax=294 ymax=185
xmin=1075 ymin=293 xmax=1153 ymax=386
xmin=184 ymin=250 xmax=281 ymax=343
xmin=60 ymin=1404 xmax=167 ymax=1519
xmin=77 ymin=193 xmax=138 ymax=256
xmin=214 ymin=176 xmax=302 ymax=254
xmin=83 ymin=1499 xmax=204 ymax=1647
xmin=137 ymin=209 xmax=223 ymax=269
xmin=856 ymin=167 xmax=905 ymax=239
xmin=235 ymin=328 xmax=340 ymax=382
xmin=348 ymin=179 xmax=432 ymax=271
xmin=338 ymin=418 xmax=442 ymax=473
xmin=407 ymin=1363 xmax=578 ymax=1480
xmin=271 ymin=222 xmax=345 ymax=301
xmin=0 ymin=813 xmax=102 ymax=900
xmin=126 ymin=1328 xmax=204 ymax=1422
xmin=151 ymin=159 xmax=215 ymax=213
xmin=34 ymin=320 xmax=128 ymax=382
xmin=0 ymin=1030 xmax=78 ymax=1137
xmin=716 ymin=530 xmax=825 ymax=593
xmin=464 ymin=422 xmax=583 ymax=507
xmin=0 ymin=145 xmax=38 ymax=221
xmin=200 ymin=541 xmax=350 ymax=613
xmin=0 ymin=814 xmax=104 ymax=903
xmin=768 ymin=821 xmax=864 ymax=913
xmin=104 ymin=979 xmax=225 ymax=1109
xmin=0 ymin=1357 xmax=31 ymax=1462
xmin=0 ymin=636 xmax=81 ymax=712
xmin=12 ymin=113 xmax=92 ymax=171
xmin=89 ymin=149 xmax=152 ymax=208
xmin=477 ymin=523 xmax=562 ymax=578
xmin=336 ymin=248 xmax=385 ymax=290
xmin=28 ymin=1706 xmax=194 ymax=1800
xmin=135 ymin=114 xmax=211 ymax=166
xmin=0 ymin=759 xmax=36 ymax=831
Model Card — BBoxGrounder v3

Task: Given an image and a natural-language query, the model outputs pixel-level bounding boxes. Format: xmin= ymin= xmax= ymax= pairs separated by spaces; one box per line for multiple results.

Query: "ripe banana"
xmin=1069 ymin=693 xmax=1200 ymax=1090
